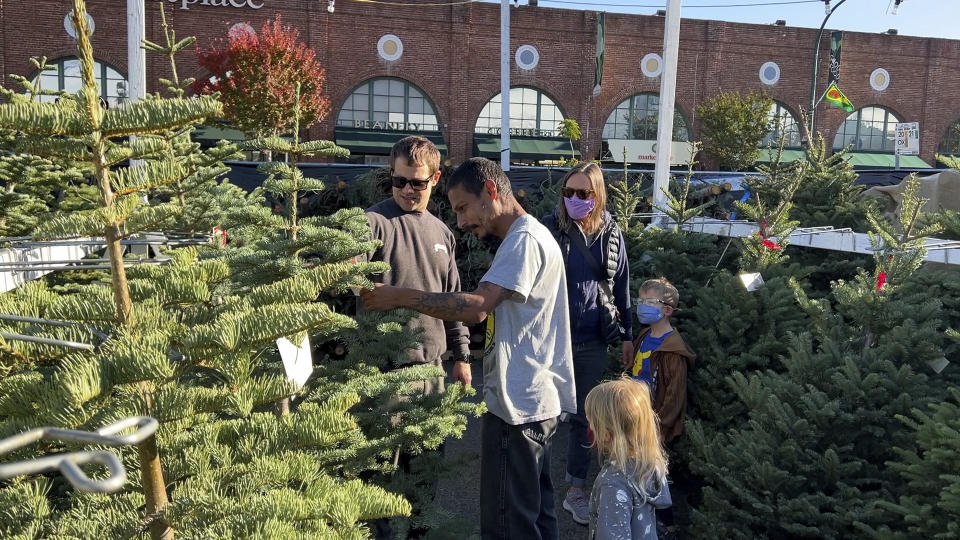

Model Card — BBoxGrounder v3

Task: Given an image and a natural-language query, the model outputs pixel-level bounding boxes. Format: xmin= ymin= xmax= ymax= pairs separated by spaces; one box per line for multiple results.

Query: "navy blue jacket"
xmin=546 ymin=211 xmax=632 ymax=345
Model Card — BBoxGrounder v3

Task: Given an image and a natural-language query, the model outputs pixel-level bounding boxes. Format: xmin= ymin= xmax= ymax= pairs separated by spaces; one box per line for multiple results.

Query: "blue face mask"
xmin=637 ymin=304 xmax=664 ymax=325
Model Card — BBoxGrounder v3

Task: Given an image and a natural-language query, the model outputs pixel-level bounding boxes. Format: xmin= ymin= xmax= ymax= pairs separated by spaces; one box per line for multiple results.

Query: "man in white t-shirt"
xmin=361 ymin=157 xmax=575 ymax=539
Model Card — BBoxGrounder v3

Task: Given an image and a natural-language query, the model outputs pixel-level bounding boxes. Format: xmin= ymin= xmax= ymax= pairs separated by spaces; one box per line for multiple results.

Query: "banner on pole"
xmin=593 ymin=12 xmax=605 ymax=97
xmin=828 ymin=31 xmax=843 ymax=86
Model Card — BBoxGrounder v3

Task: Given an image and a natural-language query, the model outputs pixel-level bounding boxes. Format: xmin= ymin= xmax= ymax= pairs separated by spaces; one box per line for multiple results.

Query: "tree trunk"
xmin=138 ymin=435 xmax=173 ymax=540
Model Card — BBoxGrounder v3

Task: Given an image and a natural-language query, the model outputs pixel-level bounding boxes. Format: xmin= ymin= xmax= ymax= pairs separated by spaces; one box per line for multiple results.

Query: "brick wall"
xmin=3 ymin=0 xmax=960 ymax=165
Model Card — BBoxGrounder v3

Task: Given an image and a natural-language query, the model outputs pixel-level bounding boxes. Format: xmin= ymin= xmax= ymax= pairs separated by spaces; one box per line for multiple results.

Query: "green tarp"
xmin=756 ymin=148 xmax=806 ymax=163
xmin=844 ymin=152 xmax=932 ymax=169
xmin=473 ymin=134 xmax=579 ymax=161
xmin=335 ymin=127 xmax=447 ymax=155
xmin=756 ymin=149 xmax=932 ymax=169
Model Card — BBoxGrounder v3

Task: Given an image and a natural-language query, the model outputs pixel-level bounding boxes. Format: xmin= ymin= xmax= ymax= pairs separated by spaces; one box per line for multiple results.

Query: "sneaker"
xmin=562 ymin=490 xmax=590 ymax=525
xmin=657 ymin=521 xmax=679 ymax=540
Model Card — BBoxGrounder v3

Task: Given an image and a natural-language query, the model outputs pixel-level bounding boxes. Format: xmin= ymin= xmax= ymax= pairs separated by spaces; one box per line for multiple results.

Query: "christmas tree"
xmin=685 ymin=175 xmax=954 ymax=538
xmin=0 ymin=2 xmax=480 ymax=537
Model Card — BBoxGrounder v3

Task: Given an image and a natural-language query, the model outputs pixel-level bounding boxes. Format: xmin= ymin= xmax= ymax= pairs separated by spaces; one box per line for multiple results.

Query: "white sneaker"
xmin=563 ymin=490 xmax=590 ymax=525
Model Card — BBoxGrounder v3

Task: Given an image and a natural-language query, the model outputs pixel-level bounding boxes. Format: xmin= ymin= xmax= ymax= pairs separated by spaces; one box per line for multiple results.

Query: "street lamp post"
xmin=807 ymin=0 xmax=847 ymax=135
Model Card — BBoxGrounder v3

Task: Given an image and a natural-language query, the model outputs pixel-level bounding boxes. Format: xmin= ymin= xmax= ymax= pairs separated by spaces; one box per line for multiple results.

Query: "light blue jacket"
xmin=589 ymin=460 xmax=672 ymax=540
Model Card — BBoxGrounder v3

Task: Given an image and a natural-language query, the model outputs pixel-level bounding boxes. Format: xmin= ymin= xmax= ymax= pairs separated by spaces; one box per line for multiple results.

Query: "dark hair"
xmin=448 ymin=157 xmax=513 ymax=200
xmin=390 ymin=135 xmax=441 ymax=175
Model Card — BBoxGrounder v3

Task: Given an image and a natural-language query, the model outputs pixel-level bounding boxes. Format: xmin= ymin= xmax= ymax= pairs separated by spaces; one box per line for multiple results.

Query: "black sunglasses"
xmin=391 ymin=174 xmax=432 ymax=191
xmin=562 ymin=187 xmax=596 ymax=200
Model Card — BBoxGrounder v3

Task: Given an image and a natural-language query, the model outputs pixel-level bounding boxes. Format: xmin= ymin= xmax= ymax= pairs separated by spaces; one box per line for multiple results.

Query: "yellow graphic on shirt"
xmin=631 ymin=348 xmax=652 ymax=377
xmin=483 ymin=313 xmax=495 ymax=357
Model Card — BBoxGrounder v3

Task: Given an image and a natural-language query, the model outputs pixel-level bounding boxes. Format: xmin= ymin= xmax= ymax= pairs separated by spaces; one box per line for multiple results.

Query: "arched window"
xmin=602 ymin=93 xmax=690 ymax=141
xmin=336 ymin=78 xmax=440 ymax=131
xmin=938 ymin=118 xmax=960 ymax=156
xmin=30 ymin=58 xmax=127 ymax=108
xmin=474 ymin=87 xmax=565 ymax=136
xmin=764 ymin=102 xmax=802 ymax=148
xmin=833 ymin=106 xmax=901 ymax=152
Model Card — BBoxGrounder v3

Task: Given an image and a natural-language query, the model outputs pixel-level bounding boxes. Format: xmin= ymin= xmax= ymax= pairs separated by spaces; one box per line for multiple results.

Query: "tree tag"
xmin=277 ymin=334 xmax=313 ymax=389
xmin=739 ymin=272 xmax=765 ymax=292
xmin=927 ymin=356 xmax=950 ymax=374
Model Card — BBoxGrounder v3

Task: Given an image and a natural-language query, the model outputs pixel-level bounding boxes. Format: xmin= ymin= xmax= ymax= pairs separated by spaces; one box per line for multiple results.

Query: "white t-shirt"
xmin=480 ymin=214 xmax=576 ymax=425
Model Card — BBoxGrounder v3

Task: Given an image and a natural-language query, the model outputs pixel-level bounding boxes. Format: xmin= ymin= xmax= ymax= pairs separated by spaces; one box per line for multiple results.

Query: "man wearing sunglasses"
xmin=364 ymin=136 xmax=472 ymax=389
xmin=363 ymin=136 xmax=473 ymax=538
xmin=362 ymin=157 xmax=575 ymax=540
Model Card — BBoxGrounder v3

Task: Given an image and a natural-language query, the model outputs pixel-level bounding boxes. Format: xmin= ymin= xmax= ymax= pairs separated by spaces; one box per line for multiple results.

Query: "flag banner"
xmin=823 ymin=82 xmax=855 ymax=112
xmin=828 ymin=30 xmax=843 ymax=86
xmin=593 ymin=12 xmax=605 ymax=96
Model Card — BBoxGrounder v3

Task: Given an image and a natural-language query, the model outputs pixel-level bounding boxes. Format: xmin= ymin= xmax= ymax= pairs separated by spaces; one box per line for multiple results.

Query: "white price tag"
xmin=927 ymin=356 xmax=950 ymax=374
xmin=739 ymin=272 xmax=765 ymax=292
xmin=277 ymin=334 xmax=313 ymax=389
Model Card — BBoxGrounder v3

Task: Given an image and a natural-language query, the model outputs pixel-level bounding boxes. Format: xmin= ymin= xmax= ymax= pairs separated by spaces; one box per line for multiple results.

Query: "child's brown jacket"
xmin=632 ymin=328 xmax=696 ymax=444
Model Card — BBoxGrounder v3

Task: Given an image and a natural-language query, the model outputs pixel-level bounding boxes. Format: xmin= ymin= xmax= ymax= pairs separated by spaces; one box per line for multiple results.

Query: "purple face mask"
xmin=564 ymin=196 xmax=596 ymax=220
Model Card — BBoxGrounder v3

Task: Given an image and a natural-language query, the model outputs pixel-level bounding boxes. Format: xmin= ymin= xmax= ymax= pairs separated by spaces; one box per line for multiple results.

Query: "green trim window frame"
xmin=833 ymin=106 xmax=902 ymax=152
xmin=336 ymin=78 xmax=440 ymax=131
xmin=938 ymin=119 xmax=960 ymax=156
xmin=474 ymin=87 xmax=566 ymax=136
xmin=30 ymin=58 xmax=127 ymax=108
xmin=764 ymin=102 xmax=802 ymax=148
xmin=602 ymin=93 xmax=690 ymax=141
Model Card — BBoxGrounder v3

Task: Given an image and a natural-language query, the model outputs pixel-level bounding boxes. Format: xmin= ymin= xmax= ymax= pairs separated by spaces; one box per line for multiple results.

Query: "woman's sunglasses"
xmin=562 ymin=187 xmax=596 ymax=200
xmin=391 ymin=175 xmax=431 ymax=191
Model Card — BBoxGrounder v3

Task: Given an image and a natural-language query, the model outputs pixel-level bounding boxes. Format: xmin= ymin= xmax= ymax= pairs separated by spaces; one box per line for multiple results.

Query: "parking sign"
xmin=895 ymin=122 xmax=920 ymax=155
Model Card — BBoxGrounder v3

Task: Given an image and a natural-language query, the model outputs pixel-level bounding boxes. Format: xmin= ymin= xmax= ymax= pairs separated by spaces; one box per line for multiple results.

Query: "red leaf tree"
xmin=193 ymin=15 xmax=330 ymax=138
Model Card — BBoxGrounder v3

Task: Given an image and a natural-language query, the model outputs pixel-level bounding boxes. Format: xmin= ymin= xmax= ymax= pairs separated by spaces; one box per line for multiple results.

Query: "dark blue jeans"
xmin=565 ymin=339 xmax=608 ymax=487
xmin=480 ymin=412 xmax=559 ymax=540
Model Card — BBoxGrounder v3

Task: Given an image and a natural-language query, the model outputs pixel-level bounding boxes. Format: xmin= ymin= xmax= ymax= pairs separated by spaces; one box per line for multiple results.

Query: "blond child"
xmin=585 ymin=377 xmax=672 ymax=540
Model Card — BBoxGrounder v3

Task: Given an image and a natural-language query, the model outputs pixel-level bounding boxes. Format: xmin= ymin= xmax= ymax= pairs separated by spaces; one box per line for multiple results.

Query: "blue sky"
xmin=483 ymin=0 xmax=960 ymax=41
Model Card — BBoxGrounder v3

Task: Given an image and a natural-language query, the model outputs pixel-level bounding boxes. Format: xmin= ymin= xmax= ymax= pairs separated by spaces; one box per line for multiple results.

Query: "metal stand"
xmin=0 ymin=416 xmax=159 ymax=494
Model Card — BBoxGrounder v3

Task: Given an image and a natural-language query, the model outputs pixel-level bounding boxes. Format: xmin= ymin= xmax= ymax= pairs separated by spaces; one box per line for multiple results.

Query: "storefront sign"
xmin=169 ymin=0 xmax=264 ymax=10
xmin=486 ymin=127 xmax=559 ymax=137
xmin=606 ymin=139 xmax=696 ymax=165
xmin=352 ymin=120 xmax=426 ymax=131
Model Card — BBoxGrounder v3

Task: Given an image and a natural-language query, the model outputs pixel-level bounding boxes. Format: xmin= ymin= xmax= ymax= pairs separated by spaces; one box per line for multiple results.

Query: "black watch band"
xmin=453 ymin=354 xmax=472 ymax=365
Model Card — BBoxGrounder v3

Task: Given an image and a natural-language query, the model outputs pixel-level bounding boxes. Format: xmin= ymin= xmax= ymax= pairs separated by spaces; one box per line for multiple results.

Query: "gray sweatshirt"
xmin=365 ymin=198 xmax=471 ymax=370
xmin=589 ymin=460 xmax=673 ymax=540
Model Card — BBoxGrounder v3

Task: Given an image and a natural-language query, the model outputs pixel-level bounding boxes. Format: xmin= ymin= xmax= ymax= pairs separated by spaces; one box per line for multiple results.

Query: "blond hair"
xmin=585 ymin=377 xmax=668 ymax=496
xmin=557 ymin=162 xmax=607 ymax=236
xmin=640 ymin=277 xmax=679 ymax=309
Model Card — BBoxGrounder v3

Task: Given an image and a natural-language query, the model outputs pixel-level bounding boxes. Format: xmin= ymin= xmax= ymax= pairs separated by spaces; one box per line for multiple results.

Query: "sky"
xmin=481 ymin=0 xmax=960 ymax=41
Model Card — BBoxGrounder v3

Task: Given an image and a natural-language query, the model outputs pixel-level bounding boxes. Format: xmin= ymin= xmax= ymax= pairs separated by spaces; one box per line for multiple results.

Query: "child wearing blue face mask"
xmin=624 ymin=278 xmax=696 ymax=444
xmin=622 ymin=278 xmax=695 ymax=538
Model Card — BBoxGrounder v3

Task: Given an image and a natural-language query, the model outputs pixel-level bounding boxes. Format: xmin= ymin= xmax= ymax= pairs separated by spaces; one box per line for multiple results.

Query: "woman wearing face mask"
xmin=542 ymin=162 xmax=633 ymax=526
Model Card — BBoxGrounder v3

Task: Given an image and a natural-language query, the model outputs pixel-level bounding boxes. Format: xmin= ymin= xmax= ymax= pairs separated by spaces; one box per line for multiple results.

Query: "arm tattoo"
xmin=412 ymin=292 xmax=474 ymax=320
xmin=410 ymin=282 xmax=513 ymax=322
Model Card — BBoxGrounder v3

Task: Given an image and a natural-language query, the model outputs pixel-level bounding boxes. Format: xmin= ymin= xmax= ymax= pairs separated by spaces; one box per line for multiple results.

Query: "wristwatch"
xmin=452 ymin=354 xmax=473 ymax=365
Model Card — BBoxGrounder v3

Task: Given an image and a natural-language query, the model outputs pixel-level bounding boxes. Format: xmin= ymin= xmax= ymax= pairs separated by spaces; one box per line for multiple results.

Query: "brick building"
xmin=3 ymin=0 xmax=960 ymax=168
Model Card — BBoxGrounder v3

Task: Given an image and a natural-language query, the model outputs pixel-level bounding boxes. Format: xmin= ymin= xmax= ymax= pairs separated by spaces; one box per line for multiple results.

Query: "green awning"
xmin=194 ymin=125 xmax=243 ymax=141
xmin=843 ymin=152 xmax=932 ymax=169
xmin=193 ymin=125 xmax=292 ymax=143
xmin=335 ymin=127 xmax=447 ymax=156
xmin=756 ymin=148 xmax=807 ymax=163
xmin=474 ymin=134 xmax=580 ymax=161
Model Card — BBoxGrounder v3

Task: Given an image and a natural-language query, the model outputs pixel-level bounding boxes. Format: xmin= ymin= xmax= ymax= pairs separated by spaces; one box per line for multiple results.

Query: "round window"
xmin=759 ymin=62 xmax=781 ymax=85
xmin=870 ymin=68 xmax=890 ymax=92
xmin=640 ymin=53 xmax=663 ymax=78
xmin=516 ymin=45 xmax=540 ymax=70
xmin=377 ymin=34 xmax=404 ymax=62
xmin=229 ymin=23 xmax=255 ymax=38
xmin=64 ymin=11 xmax=95 ymax=39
